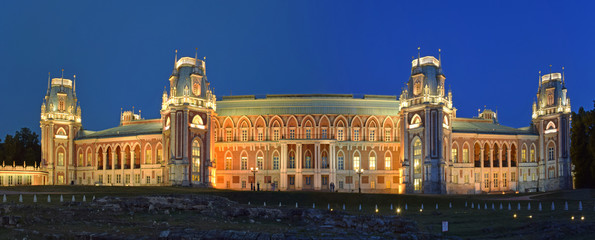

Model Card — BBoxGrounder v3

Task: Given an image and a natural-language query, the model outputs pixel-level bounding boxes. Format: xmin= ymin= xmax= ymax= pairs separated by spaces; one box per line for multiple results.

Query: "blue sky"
xmin=0 ymin=0 xmax=593 ymax=138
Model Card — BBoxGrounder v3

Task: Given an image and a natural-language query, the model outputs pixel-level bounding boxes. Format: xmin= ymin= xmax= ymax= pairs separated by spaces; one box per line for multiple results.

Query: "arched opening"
xmin=115 ymin=146 xmax=122 ymax=169
xmin=321 ymin=151 xmax=329 ymax=169
xmin=474 ymin=143 xmax=481 ymax=167
xmin=97 ymin=147 xmax=103 ymax=170
xmin=451 ymin=143 xmax=459 ymax=163
xmin=134 ymin=145 xmax=141 ymax=168
xmin=106 ymin=146 xmax=112 ymax=170
xmin=304 ymin=150 xmax=312 ymax=169
xmin=337 ymin=151 xmax=345 ymax=170
xmin=502 ymin=144 xmax=508 ymax=167
xmin=369 ymin=151 xmax=376 ymax=170
xmin=192 ymin=139 xmax=201 ymax=183
xmin=511 ymin=144 xmax=517 ymax=167
xmin=463 ymin=143 xmax=470 ymax=163
xmin=353 ymin=151 xmax=361 ymax=170
xmin=144 ymin=145 xmax=152 ymax=165
xmin=288 ymin=151 xmax=295 ymax=169
xmin=483 ymin=143 xmax=490 ymax=167
xmin=493 ymin=143 xmax=500 ymax=167
xmin=124 ymin=145 xmax=131 ymax=169
xmin=272 ymin=151 xmax=280 ymax=170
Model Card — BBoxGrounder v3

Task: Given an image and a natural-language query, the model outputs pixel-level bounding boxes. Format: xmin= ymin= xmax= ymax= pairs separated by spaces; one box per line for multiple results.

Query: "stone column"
xmin=111 ymin=150 xmax=117 ymax=185
xmin=314 ymin=143 xmax=321 ymax=190
xmin=102 ymin=151 xmax=107 ymax=184
xmin=330 ymin=143 xmax=336 ymax=188
xmin=507 ymin=149 xmax=511 ymax=190
xmin=480 ymin=147 xmax=484 ymax=192
xmin=130 ymin=150 xmax=135 ymax=186
xmin=296 ymin=143 xmax=302 ymax=190
xmin=280 ymin=143 xmax=287 ymax=189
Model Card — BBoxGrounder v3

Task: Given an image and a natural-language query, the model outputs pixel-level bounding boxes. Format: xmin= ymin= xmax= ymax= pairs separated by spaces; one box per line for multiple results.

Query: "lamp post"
xmin=355 ymin=168 xmax=364 ymax=194
xmin=250 ymin=167 xmax=259 ymax=191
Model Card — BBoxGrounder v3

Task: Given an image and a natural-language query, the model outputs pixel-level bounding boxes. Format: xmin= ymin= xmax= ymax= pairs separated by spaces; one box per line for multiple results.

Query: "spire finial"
xmin=549 ymin=64 xmax=552 ymax=77
xmin=46 ymin=72 xmax=51 ymax=95
xmin=195 ymin=47 xmax=198 ymax=66
xmin=562 ymin=66 xmax=565 ymax=85
xmin=174 ymin=49 xmax=178 ymax=66
xmin=73 ymin=74 xmax=76 ymax=94
xmin=438 ymin=48 xmax=441 ymax=66
xmin=539 ymin=70 xmax=542 ymax=86
xmin=417 ymin=47 xmax=421 ymax=66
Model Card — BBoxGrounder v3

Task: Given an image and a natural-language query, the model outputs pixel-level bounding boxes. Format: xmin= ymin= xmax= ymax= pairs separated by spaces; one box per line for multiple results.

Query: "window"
xmin=257 ymin=131 xmax=263 ymax=141
xmin=484 ymin=173 xmax=489 ymax=188
xmin=289 ymin=129 xmax=295 ymax=139
xmin=338 ymin=155 xmax=344 ymax=170
xmin=353 ymin=129 xmax=359 ymax=141
xmin=305 ymin=176 xmax=311 ymax=185
xmin=146 ymin=176 xmax=151 ymax=184
xmin=58 ymin=152 xmax=64 ymax=166
xmin=57 ymin=175 xmax=64 ymax=184
xmin=273 ymin=129 xmax=280 ymax=141
xmin=414 ymin=178 xmax=421 ymax=191
xmin=321 ymin=129 xmax=327 ymax=139
xmin=273 ymin=155 xmax=279 ymax=170
xmin=17 ymin=176 xmax=22 ymax=185
xmin=369 ymin=156 xmax=376 ymax=170
xmin=116 ymin=174 xmax=121 ymax=184
xmin=241 ymin=157 xmax=247 ymax=170
xmin=192 ymin=141 xmax=200 ymax=172
xmin=99 ymin=175 xmax=103 ymax=184
xmin=226 ymin=129 xmax=232 ymax=142
xmin=511 ymin=172 xmax=516 ymax=182
xmin=464 ymin=174 xmax=470 ymax=184
xmin=135 ymin=174 xmax=141 ymax=184
xmin=241 ymin=129 xmax=248 ymax=141
xmin=503 ymin=173 xmax=507 ymax=187
xmin=462 ymin=147 xmax=469 ymax=163
xmin=145 ymin=149 xmax=152 ymax=164
xmin=225 ymin=157 xmax=232 ymax=170
xmin=475 ymin=173 xmax=480 ymax=183
xmin=322 ymin=156 xmax=328 ymax=168
xmin=157 ymin=176 xmax=162 ymax=184
xmin=107 ymin=174 xmax=112 ymax=184
xmin=451 ymin=147 xmax=458 ymax=163
xmin=370 ymin=180 xmax=375 ymax=189
xmin=87 ymin=154 xmax=92 ymax=166
xmin=289 ymin=154 xmax=295 ymax=168
xmin=452 ymin=173 xmax=458 ymax=183
xmin=305 ymin=129 xmax=311 ymax=139
xmin=125 ymin=174 xmax=130 ymax=184
xmin=339 ymin=181 xmax=344 ymax=189
xmin=8 ymin=176 xmax=13 ymax=185
xmin=532 ymin=170 xmax=537 ymax=181
xmin=337 ymin=129 xmax=344 ymax=141
xmin=548 ymin=147 xmax=555 ymax=161
xmin=353 ymin=155 xmax=360 ymax=171
xmin=78 ymin=153 xmax=83 ymax=166
xmin=305 ymin=156 xmax=311 ymax=169
xmin=241 ymin=181 xmax=246 ymax=189
xmin=548 ymin=168 xmax=555 ymax=179
xmin=385 ymin=156 xmax=391 ymax=170
xmin=523 ymin=171 xmax=527 ymax=181
xmin=157 ymin=148 xmax=163 ymax=163
xmin=521 ymin=148 xmax=527 ymax=162
xmin=369 ymin=129 xmax=375 ymax=141
xmin=257 ymin=156 xmax=263 ymax=170
xmin=0 ymin=176 xmax=3 ymax=185
xmin=385 ymin=129 xmax=391 ymax=142
xmin=530 ymin=148 xmax=536 ymax=162
xmin=413 ymin=139 xmax=422 ymax=174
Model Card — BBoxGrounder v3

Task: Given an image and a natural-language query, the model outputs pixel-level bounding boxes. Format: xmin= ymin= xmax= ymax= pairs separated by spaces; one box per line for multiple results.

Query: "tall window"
xmin=353 ymin=154 xmax=360 ymax=171
xmin=273 ymin=155 xmax=279 ymax=170
xmin=413 ymin=139 xmax=422 ymax=174
xmin=273 ymin=129 xmax=280 ymax=141
xmin=257 ymin=156 xmax=263 ymax=170
xmin=58 ymin=152 xmax=64 ymax=166
xmin=241 ymin=129 xmax=248 ymax=141
xmin=225 ymin=157 xmax=232 ymax=170
xmin=548 ymin=147 xmax=554 ymax=161
xmin=78 ymin=153 xmax=83 ymax=166
xmin=257 ymin=131 xmax=263 ymax=141
xmin=145 ymin=148 xmax=152 ymax=164
xmin=157 ymin=148 xmax=163 ymax=163
xmin=353 ymin=129 xmax=359 ymax=141
xmin=305 ymin=156 xmax=311 ymax=168
xmin=241 ymin=157 xmax=247 ymax=170
xmin=484 ymin=173 xmax=489 ymax=188
xmin=462 ymin=146 xmax=469 ymax=163
xmin=521 ymin=148 xmax=527 ymax=162
xmin=289 ymin=129 xmax=295 ymax=139
xmin=503 ymin=173 xmax=507 ymax=187
xmin=493 ymin=173 xmax=499 ymax=188
xmin=321 ymin=129 xmax=327 ymax=139
xmin=305 ymin=129 xmax=311 ymax=139
xmin=451 ymin=147 xmax=458 ymax=163
xmin=87 ymin=153 xmax=91 ymax=166
xmin=369 ymin=155 xmax=376 ymax=170
xmin=289 ymin=153 xmax=295 ymax=168
xmin=337 ymin=129 xmax=344 ymax=141
xmin=385 ymin=156 xmax=391 ymax=170
xmin=192 ymin=141 xmax=200 ymax=174
xmin=338 ymin=154 xmax=344 ymax=170
xmin=322 ymin=155 xmax=328 ymax=168
xmin=226 ymin=129 xmax=232 ymax=142
xmin=384 ymin=129 xmax=391 ymax=142
xmin=530 ymin=147 xmax=536 ymax=162
xmin=369 ymin=130 xmax=375 ymax=141
xmin=414 ymin=178 xmax=421 ymax=191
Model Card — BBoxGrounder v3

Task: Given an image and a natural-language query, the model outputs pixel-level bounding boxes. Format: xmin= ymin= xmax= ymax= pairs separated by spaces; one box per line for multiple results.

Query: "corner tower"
xmin=532 ymin=69 xmax=571 ymax=191
xmin=399 ymin=50 xmax=454 ymax=194
xmin=161 ymin=50 xmax=216 ymax=186
xmin=40 ymin=72 xmax=82 ymax=185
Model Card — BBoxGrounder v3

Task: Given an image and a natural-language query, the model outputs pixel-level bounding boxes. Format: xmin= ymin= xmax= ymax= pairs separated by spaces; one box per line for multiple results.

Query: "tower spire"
xmin=194 ymin=47 xmax=198 ymax=65
xmin=538 ymin=70 xmax=542 ymax=87
xmin=549 ymin=64 xmax=552 ymax=78
xmin=438 ymin=48 xmax=441 ymax=67
xmin=73 ymin=74 xmax=76 ymax=97
xmin=562 ymin=66 xmax=565 ymax=86
xmin=417 ymin=47 xmax=421 ymax=67
xmin=46 ymin=72 xmax=51 ymax=95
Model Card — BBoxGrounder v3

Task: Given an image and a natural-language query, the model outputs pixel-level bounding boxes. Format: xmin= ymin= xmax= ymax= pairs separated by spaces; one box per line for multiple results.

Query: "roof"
xmin=216 ymin=94 xmax=400 ymax=116
xmin=77 ymin=121 xmax=162 ymax=139
xmin=452 ymin=118 xmax=536 ymax=135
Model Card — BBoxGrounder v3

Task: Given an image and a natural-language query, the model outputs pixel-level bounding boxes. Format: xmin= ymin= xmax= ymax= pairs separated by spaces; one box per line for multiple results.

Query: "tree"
xmin=571 ymin=102 xmax=595 ymax=188
xmin=0 ymin=128 xmax=41 ymax=167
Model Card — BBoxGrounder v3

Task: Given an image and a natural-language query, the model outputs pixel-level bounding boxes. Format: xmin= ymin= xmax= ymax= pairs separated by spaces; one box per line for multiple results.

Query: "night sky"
xmin=0 ymin=0 xmax=593 ymax=138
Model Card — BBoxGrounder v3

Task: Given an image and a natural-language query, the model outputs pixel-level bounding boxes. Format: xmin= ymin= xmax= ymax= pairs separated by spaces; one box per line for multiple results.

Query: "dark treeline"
xmin=571 ymin=102 xmax=595 ymax=188
xmin=0 ymin=128 xmax=41 ymax=167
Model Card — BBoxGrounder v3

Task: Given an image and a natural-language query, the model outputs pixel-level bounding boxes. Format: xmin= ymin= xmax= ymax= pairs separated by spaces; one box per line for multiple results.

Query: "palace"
xmin=0 ymin=51 xmax=573 ymax=194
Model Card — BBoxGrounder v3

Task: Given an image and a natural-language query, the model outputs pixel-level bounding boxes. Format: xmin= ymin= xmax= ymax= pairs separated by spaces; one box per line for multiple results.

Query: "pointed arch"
xmin=288 ymin=150 xmax=296 ymax=169
xmin=191 ymin=115 xmax=204 ymax=125
xmin=521 ymin=143 xmax=528 ymax=163
xmin=333 ymin=115 xmax=348 ymax=128
xmin=321 ymin=149 xmax=329 ymax=169
xmin=492 ymin=142 xmax=500 ymax=167
xmin=56 ymin=127 xmax=66 ymax=136
xmin=115 ymin=145 xmax=122 ymax=169
xmin=411 ymin=114 xmax=422 ymax=125
xmin=319 ymin=115 xmax=330 ymax=128
xmin=236 ymin=116 xmax=252 ymax=128
xmin=271 ymin=149 xmax=280 ymax=170
xmin=451 ymin=141 xmax=459 ymax=163
xmin=254 ymin=116 xmax=267 ymax=128
xmin=368 ymin=150 xmax=377 ymax=170
xmin=85 ymin=146 xmax=93 ymax=166
xmin=300 ymin=115 xmax=316 ymax=128
xmin=462 ymin=142 xmax=470 ymax=163
xmin=155 ymin=142 xmax=164 ymax=163
xmin=365 ymin=116 xmax=380 ymax=128
xmin=353 ymin=150 xmax=361 ymax=170
xmin=286 ymin=115 xmax=298 ymax=127
xmin=510 ymin=143 xmax=517 ymax=167
xmin=255 ymin=149 xmax=265 ymax=169
xmin=337 ymin=149 xmax=345 ymax=170
xmin=224 ymin=150 xmax=233 ymax=170
xmin=304 ymin=149 xmax=313 ymax=169
xmin=351 ymin=116 xmax=363 ymax=128
xmin=269 ymin=115 xmax=284 ymax=128
xmin=474 ymin=142 xmax=481 ymax=167
xmin=384 ymin=150 xmax=393 ymax=170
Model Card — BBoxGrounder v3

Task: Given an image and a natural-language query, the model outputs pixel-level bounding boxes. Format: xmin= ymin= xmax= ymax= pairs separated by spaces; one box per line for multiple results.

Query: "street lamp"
xmin=250 ymin=167 xmax=259 ymax=191
xmin=355 ymin=168 xmax=364 ymax=194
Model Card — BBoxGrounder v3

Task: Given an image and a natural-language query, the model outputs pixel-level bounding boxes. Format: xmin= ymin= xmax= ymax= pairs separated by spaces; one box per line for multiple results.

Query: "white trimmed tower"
xmin=161 ymin=51 xmax=216 ymax=186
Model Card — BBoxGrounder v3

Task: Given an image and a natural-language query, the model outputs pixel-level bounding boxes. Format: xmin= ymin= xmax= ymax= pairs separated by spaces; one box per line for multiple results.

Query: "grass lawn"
xmin=1 ymin=186 xmax=594 ymax=239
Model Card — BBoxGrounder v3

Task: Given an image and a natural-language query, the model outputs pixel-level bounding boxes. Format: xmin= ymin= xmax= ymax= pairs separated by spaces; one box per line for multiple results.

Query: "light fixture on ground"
xmin=355 ymin=168 xmax=364 ymax=194
xmin=250 ymin=167 xmax=259 ymax=191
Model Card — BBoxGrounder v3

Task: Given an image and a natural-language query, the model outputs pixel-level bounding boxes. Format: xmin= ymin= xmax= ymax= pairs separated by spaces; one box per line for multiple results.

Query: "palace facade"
xmin=0 ymin=52 xmax=573 ymax=194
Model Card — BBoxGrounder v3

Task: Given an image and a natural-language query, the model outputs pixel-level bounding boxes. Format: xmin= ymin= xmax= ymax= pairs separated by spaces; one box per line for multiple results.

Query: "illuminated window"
xmin=321 ymin=129 xmax=327 ymax=139
xmin=257 ymin=156 xmax=263 ymax=170
xmin=353 ymin=129 xmax=359 ymax=141
xmin=273 ymin=155 xmax=279 ymax=170
xmin=241 ymin=129 xmax=248 ymax=141
xmin=413 ymin=139 xmax=422 ymax=174
xmin=414 ymin=178 xmax=421 ymax=191
xmin=289 ymin=129 xmax=295 ymax=139
xmin=369 ymin=129 xmax=375 ymax=141
xmin=241 ymin=157 xmax=247 ymax=170
xmin=462 ymin=147 xmax=469 ymax=163
xmin=464 ymin=174 xmax=469 ymax=184
xmin=192 ymin=141 xmax=200 ymax=180
xmin=369 ymin=156 xmax=376 ymax=170
xmin=87 ymin=154 xmax=92 ymax=166
xmin=145 ymin=149 xmax=152 ymax=164
xmin=57 ymin=175 xmax=64 ymax=184
xmin=273 ymin=129 xmax=280 ymax=141
xmin=338 ymin=153 xmax=344 ymax=170
xmin=521 ymin=148 xmax=527 ymax=163
xmin=58 ymin=152 xmax=64 ymax=166
xmin=157 ymin=148 xmax=163 ymax=163
xmin=451 ymin=147 xmax=458 ymax=163
xmin=225 ymin=157 xmax=232 ymax=170
xmin=384 ymin=129 xmax=391 ymax=142
xmin=385 ymin=156 xmax=391 ymax=170
xmin=337 ymin=129 xmax=344 ymax=141
xmin=353 ymin=154 xmax=360 ymax=171
xmin=78 ymin=153 xmax=83 ymax=166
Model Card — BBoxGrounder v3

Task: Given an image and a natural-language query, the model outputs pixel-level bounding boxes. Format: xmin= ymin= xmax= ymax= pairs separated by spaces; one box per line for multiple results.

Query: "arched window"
xmin=192 ymin=140 xmax=200 ymax=176
xmin=321 ymin=151 xmax=329 ymax=169
xmin=288 ymin=151 xmax=295 ymax=169
xmin=413 ymin=139 xmax=422 ymax=174
xmin=511 ymin=144 xmax=517 ymax=167
xmin=548 ymin=142 xmax=556 ymax=161
xmin=462 ymin=144 xmax=470 ymax=163
xmin=86 ymin=149 xmax=92 ymax=166
xmin=225 ymin=153 xmax=232 ymax=170
xmin=369 ymin=152 xmax=376 ymax=170
xmin=353 ymin=152 xmax=361 ymax=170
xmin=530 ymin=145 xmax=536 ymax=162
xmin=57 ymin=151 xmax=65 ymax=166
xmin=493 ymin=143 xmax=500 ymax=167
xmin=338 ymin=152 xmax=345 ymax=170
xmin=521 ymin=145 xmax=527 ymax=163
xmin=257 ymin=154 xmax=263 ymax=170
xmin=192 ymin=115 xmax=204 ymax=125
xmin=272 ymin=152 xmax=279 ymax=170
xmin=502 ymin=144 xmax=508 ymax=167
xmin=240 ymin=155 xmax=248 ymax=170
xmin=78 ymin=151 xmax=83 ymax=166
xmin=474 ymin=143 xmax=481 ymax=167
xmin=451 ymin=145 xmax=458 ymax=163
xmin=145 ymin=145 xmax=152 ymax=164
xmin=483 ymin=143 xmax=490 ymax=167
